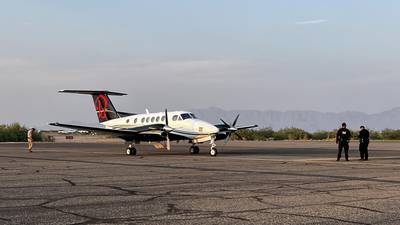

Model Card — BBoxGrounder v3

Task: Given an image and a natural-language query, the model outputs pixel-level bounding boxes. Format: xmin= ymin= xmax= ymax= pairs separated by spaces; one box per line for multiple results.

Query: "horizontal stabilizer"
xmin=59 ymin=90 xmax=127 ymax=96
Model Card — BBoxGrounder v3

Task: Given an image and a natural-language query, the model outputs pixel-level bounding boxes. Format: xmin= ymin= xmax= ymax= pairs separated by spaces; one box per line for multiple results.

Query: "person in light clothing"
xmin=27 ymin=128 xmax=35 ymax=152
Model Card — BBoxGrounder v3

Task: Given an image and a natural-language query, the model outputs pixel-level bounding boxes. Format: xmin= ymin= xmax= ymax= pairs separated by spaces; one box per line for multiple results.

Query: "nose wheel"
xmin=126 ymin=144 xmax=137 ymax=156
xmin=209 ymin=147 xmax=218 ymax=156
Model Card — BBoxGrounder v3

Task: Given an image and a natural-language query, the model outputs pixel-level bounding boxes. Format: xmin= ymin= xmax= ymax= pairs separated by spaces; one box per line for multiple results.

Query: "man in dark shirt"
xmin=359 ymin=126 xmax=370 ymax=160
xmin=336 ymin=122 xmax=352 ymax=161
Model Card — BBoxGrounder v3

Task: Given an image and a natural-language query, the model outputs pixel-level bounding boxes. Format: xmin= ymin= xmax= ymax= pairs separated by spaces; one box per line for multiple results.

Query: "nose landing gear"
xmin=209 ymin=136 xmax=218 ymax=157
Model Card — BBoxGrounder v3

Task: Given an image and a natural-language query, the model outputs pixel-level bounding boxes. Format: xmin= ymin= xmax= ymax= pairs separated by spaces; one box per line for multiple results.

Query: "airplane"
xmin=50 ymin=90 xmax=257 ymax=156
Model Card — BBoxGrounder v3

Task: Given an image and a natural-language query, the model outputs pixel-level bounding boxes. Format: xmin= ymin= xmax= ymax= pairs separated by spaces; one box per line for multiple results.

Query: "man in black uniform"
xmin=359 ymin=126 xmax=370 ymax=160
xmin=336 ymin=122 xmax=352 ymax=161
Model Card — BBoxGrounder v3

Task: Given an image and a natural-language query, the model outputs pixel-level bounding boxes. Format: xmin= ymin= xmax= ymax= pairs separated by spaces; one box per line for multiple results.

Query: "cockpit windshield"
xmin=180 ymin=113 xmax=192 ymax=120
xmin=179 ymin=113 xmax=198 ymax=120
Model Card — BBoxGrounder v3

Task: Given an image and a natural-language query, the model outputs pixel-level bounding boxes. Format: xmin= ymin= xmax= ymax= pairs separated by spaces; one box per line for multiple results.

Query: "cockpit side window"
xmin=189 ymin=113 xmax=197 ymax=119
xmin=180 ymin=113 xmax=192 ymax=120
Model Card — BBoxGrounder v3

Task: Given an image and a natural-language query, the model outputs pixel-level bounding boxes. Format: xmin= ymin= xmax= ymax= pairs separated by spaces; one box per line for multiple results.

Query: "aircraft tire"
xmin=193 ymin=146 xmax=200 ymax=154
xmin=189 ymin=146 xmax=196 ymax=154
xmin=210 ymin=148 xmax=218 ymax=157
xmin=126 ymin=147 xmax=137 ymax=156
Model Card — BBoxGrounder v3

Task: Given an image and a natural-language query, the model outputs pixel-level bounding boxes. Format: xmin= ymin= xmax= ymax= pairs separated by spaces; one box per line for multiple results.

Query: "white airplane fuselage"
xmin=102 ymin=111 xmax=219 ymax=143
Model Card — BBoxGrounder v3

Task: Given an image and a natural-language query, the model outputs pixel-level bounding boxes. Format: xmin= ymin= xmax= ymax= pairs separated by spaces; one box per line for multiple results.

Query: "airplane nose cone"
xmin=209 ymin=125 xmax=219 ymax=134
xmin=194 ymin=121 xmax=219 ymax=134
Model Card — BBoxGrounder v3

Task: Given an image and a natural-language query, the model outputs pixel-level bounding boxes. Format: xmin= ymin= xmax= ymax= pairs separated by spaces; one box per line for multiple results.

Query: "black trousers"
xmin=359 ymin=143 xmax=369 ymax=160
xmin=337 ymin=142 xmax=349 ymax=160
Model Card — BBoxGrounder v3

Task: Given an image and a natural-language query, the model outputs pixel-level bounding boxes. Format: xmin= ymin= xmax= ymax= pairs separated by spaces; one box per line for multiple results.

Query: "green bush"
xmin=311 ymin=130 xmax=329 ymax=140
xmin=370 ymin=130 xmax=383 ymax=140
xmin=235 ymin=127 xmax=275 ymax=141
xmin=274 ymin=128 xmax=310 ymax=140
xmin=0 ymin=123 xmax=42 ymax=142
xmin=381 ymin=129 xmax=400 ymax=140
xmin=233 ymin=127 xmax=400 ymax=141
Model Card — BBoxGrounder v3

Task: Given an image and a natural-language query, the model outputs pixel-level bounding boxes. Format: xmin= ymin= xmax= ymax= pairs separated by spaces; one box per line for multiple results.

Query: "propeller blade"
xmin=224 ymin=132 xmax=232 ymax=144
xmin=232 ymin=114 xmax=240 ymax=127
xmin=164 ymin=109 xmax=169 ymax=126
xmin=166 ymin=134 xmax=171 ymax=150
xmin=220 ymin=118 xmax=230 ymax=127
xmin=164 ymin=108 xmax=171 ymax=150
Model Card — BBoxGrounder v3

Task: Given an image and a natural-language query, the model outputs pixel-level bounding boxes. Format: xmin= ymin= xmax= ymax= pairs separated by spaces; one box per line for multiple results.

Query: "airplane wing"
xmin=49 ymin=122 xmax=192 ymax=142
xmin=50 ymin=122 xmax=165 ymax=134
xmin=236 ymin=125 xmax=258 ymax=130
xmin=215 ymin=124 xmax=258 ymax=132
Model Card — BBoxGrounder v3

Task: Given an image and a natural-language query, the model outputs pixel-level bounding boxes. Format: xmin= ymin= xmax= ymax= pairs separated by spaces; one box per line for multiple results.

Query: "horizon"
xmin=6 ymin=106 xmax=400 ymax=131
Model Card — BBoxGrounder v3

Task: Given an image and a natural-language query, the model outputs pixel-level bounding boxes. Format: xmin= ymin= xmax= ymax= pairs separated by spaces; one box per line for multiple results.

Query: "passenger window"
xmin=161 ymin=116 xmax=165 ymax=122
xmin=156 ymin=116 xmax=160 ymax=122
xmin=141 ymin=118 xmax=145 ymax=123
xmin=151 ymin=117 xmax=155 ymax=122
xmin=146 ymin=117 xmax=150 ymax=123
xmin=134 ymin=118 xmax=137 ymax=124
xmin=172 ymin=115 xmax=178 ymax=121
xmin=126 ymin=119 xmax=130 ymax=123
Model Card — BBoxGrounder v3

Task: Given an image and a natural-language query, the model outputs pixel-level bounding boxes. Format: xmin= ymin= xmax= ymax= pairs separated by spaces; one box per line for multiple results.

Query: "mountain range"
xmin=43 ymin=107 xmax=400 ymax=132
xmin=190 ymin=107 xmax=400 ymax=132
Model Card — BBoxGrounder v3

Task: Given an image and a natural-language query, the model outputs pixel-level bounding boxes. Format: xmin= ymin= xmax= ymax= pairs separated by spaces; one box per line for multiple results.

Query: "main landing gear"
xmin=189 ymin=144 xmax=217 ymax=156
xmin=189 ymin=145 xmax=200 ymax=154
xmin=126 ymin=144 xmax=137 ymax=156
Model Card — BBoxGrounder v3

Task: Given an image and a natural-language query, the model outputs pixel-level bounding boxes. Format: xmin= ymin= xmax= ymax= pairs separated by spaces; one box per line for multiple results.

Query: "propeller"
xmin=163 ymin=109 xmax=172 ymax=150
xmin=221 ymin=114 xmax=241 ymax=144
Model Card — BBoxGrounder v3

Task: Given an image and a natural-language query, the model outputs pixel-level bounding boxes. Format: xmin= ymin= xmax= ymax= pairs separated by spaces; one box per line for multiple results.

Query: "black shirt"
xmin=359 ymin=129 xmax=370 ymax=144
xmin=336 ymin=128 xmax=351 ymax=143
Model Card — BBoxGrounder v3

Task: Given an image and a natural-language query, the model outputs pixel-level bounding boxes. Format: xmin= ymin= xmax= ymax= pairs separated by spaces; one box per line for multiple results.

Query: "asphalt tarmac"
xmin=1 ymin=141 xmax=400 ymax=225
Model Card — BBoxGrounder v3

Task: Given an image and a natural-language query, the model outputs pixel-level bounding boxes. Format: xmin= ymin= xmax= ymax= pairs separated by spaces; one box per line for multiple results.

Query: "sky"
xmin=0 ymin=0 xmax=399 ymax=127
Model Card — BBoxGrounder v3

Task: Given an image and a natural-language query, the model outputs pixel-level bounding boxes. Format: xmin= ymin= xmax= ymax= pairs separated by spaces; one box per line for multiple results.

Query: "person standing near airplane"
xmin=336 ymin=122 xmax=351 ymax=161
xmin=27 ymin=128 xmax=35 ymax=152
xmin=359 ymin=126 xmax=370 ymax=161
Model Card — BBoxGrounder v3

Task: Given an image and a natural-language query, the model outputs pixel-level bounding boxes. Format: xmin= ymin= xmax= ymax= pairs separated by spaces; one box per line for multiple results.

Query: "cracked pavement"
xmin=1 ymin=141 xmax=400 ymax=224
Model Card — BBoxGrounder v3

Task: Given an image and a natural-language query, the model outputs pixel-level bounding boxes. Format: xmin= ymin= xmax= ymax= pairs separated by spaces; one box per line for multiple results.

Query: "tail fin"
xmin=59 ymin=90 xmax=127 ymax=123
